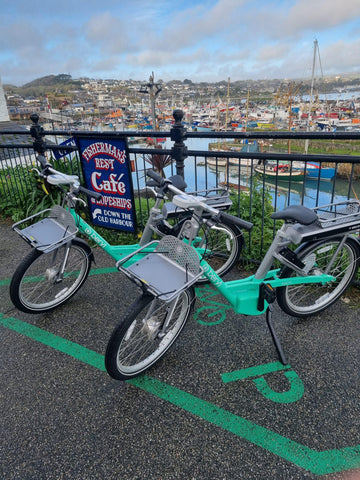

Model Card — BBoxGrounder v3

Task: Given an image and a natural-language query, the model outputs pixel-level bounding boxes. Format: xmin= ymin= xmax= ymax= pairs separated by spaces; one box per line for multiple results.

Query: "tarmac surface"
xmin=1 ymin=217 xmax=360 ymax=480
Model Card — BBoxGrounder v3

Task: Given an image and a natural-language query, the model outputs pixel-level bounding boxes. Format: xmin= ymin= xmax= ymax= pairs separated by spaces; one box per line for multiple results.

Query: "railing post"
xmin=29 ymin=113 xmax=46 ymax=154
xmin=170 ymin=109 xmax=188 ymax=179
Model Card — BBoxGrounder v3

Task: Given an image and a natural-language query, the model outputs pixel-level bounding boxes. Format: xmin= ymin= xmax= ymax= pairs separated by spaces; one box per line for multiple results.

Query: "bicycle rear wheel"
xmin=10 ymin=238 xmax=92 ymax=313
xmin=105 ymin=289 xmax=195 ymax=380
xmin=277 ymin=236 xmax=360 ymax=318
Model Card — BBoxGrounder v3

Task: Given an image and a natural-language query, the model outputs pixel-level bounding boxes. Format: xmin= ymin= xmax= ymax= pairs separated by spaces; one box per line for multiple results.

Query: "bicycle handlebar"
xmin=146 ymin=169 xmax=186 ymax=198
xmin=146 ymin=169 xmax=166 ymax=186
xmin=38 ymin=158 xmax=102 ymax=201
xmin=218 ymin=211 xmax=253 ymax=231
xmin=78 ymin=185 xmax=102 ymax=200
xmin=146 ymin=169 xmax=253 ymax=231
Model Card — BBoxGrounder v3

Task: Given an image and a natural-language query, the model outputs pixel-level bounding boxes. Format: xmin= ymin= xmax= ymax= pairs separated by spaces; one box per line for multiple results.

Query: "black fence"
xmin=1 ymin=110 xmax=360 ymax=258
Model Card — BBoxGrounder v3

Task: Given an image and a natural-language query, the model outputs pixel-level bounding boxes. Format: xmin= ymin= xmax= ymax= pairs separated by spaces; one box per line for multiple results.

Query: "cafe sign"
xmin=76 ymin=135 xmax=136 ymax=233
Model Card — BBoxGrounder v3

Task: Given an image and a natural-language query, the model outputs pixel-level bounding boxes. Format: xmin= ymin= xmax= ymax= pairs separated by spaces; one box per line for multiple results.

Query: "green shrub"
xmin=228 ymin=178 xmax=278 ymax=267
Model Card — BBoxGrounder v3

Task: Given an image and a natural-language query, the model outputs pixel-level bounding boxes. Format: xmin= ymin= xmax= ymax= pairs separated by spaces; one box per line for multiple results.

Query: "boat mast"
xmin=305 ymin=39 xmax=318 ymax=154
xmin=244 ymin=88 xmax=250 ymax=132
xmin=225 ymin=77 xmax=230 ymax=131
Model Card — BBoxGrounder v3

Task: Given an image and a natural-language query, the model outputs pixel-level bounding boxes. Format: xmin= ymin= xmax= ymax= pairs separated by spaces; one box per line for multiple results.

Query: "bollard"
xmin=170 ymin=109 xmax=188 ymax=180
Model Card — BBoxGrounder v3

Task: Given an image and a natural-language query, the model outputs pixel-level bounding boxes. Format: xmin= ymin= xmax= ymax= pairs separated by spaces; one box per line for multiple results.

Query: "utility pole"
xmin=139 ymin=72 xmax=162 ymax=130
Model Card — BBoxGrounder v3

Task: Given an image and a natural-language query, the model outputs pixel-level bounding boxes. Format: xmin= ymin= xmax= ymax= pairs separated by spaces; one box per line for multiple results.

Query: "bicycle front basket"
xmin=12 ymin=205 xmax=78 ymax=252
xmin=123 ymin=236 xmax=204 ymax=301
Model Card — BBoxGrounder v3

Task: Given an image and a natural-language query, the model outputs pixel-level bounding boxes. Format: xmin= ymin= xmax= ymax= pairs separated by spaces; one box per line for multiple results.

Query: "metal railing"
xmin=1 ymin=110 xmax=360 ymax=258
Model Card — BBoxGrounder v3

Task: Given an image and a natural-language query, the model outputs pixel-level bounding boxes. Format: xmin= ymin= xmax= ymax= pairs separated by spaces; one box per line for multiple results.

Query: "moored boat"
xmin=206 ymin=157 xmax=228 ymax=167
xmin=228 ymin=142 xmax=260 ymax=167
xmin=305 ymin=162 xmax=335 ymax=180
xmin=255 ymin=163 xmax=305 ymax=181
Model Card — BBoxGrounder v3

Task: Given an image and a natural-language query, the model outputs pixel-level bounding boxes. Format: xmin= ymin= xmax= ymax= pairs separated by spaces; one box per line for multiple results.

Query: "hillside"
xmin=4 ymin=74 xmax=83 ymax=97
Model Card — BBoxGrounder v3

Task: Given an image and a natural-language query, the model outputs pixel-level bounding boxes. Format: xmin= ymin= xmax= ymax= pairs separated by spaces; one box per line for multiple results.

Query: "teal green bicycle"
xmin=105 ymin=170 xmax=360 ymax=379
xmin=10 ymin=154 xmax=246 ymax=314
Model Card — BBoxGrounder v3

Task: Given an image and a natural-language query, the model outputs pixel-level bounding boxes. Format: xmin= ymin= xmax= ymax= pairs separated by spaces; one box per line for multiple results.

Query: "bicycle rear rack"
xmin=162 ymin=187 xmax=232 ymax=218
xmin=12 ymin=205 xmax=78 ymax=253
xmin=287 ymin=200 xmax=360 ymax=243
xmin=314 ymin=200 xmax=360 ymax=227
xmin=117 ymin=236 xmax=204 ymax=302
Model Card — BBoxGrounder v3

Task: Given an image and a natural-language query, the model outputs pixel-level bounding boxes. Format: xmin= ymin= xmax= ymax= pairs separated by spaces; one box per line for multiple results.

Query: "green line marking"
xmin=253 ymin=370 xmax=305 ymax=404
xmin=0 ymin=266 xmax=118 ymax=288
xmin=222 ymin=362 xmax=304 ymax=404
xmin=1 ymin=313 xmax=359 ymax=476
xmin=222 ymin=361 xmax=291 ymax=383
xmin=88 ymin=267 xmax=118 ymax=276
xmin=0 ymin=314 xmax=105 ymax=371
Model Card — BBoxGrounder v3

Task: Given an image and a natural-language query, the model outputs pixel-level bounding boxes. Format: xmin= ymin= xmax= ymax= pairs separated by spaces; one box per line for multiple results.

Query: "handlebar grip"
xmin=219 ymin=211 xmax=253 ymax=231
xmin=79 ymin=186 xmax=102 ymax=200
xmin=38 ymin=154 xmax=51 ymax=169
xmin=146 ymin=169 xmax=166 ymax=187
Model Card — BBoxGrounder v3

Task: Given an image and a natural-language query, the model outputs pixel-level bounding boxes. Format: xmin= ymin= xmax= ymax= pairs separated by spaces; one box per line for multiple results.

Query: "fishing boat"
xmin=206 ymin=157 xmax=228 ymax=167
xmin=228 ymin=142 xmax=260 ymax=167
xmin=193 ymin=123 xmax=214 ymax=132
xmin=292 ymin=161 xmax=335 ymax=180
xmin=305 ymin=162 xmax=335 ymax=180
xmin=255 ymin=163 xmax=305 ymax=181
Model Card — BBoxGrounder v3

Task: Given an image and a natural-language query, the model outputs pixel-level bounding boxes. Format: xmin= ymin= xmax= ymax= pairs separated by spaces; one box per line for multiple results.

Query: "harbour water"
xmin=139 ymin=136 xmax=360 ymax=211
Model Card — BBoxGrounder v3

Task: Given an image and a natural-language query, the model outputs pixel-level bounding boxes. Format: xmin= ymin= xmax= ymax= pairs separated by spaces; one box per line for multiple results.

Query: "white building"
xmin=0 ymin=77 xmax=10 ymax=122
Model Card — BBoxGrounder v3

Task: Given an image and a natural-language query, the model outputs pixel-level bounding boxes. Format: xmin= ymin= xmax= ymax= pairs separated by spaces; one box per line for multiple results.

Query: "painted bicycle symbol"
xmin=194 ymin=284 xmax=232 ymax=326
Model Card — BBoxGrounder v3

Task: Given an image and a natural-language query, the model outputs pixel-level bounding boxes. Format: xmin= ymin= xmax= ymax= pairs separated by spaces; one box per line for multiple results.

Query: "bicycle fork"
xmin=46 ymin=242 xmax=72 ymax=284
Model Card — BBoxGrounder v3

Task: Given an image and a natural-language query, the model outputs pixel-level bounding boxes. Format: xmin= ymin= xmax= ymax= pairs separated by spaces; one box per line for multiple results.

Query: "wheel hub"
xmin=44 ymin=267 xmax=60 ymax=283
xmin=142 ymin=316 xmax=162 ymax=339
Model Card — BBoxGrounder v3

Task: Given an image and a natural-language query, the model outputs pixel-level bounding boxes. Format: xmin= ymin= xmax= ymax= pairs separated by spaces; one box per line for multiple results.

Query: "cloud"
xmin=0 ymin=0 xmax=359 ymax=85
xmin=244 ymin=0 xmax=360 ymax=40
xmin=85 ymin=12 xmax=131 ymax=55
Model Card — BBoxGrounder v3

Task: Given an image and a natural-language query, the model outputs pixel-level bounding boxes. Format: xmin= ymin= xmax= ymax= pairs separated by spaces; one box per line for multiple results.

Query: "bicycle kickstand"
xmin=266 ymin=304 xmax=288 ymax=366
xmin=258 ymin=283 xmax=288 ymax=365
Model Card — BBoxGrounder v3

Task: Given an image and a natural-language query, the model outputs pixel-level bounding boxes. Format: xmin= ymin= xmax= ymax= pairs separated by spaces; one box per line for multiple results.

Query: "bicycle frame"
xmin=197 ymin=221 xmax=337 ymax=316
xmin=67 ymin=192 xmax=216 ymax=267
xmin=69 ymin=208 xmax=152 ymax=266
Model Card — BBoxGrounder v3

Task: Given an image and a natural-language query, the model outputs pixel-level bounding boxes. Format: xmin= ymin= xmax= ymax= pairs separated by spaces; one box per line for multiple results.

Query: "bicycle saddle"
xmin=271 ymin=205 xmax=318 ymax=225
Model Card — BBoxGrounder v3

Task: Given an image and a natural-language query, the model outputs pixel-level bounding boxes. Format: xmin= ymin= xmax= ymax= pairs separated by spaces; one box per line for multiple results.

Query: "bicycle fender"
xmin=72 ymin=237 xmax=95 ymax=264
xmin=294 ymin=234 xmax=360 ymax=255
xmin=278 ymin=235 xmax=360 ymax=279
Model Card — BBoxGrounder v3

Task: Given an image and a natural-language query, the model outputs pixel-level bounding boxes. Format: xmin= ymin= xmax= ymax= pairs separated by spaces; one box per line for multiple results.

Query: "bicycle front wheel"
xmin=105 ymin=289 xmax=195 ymax=380
xmin=10 ymin=238 xmax=92 ymax=313
xmin=277 ymin=236 xmax=360 ymax=318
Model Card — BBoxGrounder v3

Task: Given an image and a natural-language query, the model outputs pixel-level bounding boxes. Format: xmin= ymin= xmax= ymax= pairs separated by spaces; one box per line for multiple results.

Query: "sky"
xmin=1 ymin=0 xmax=360 ymax=86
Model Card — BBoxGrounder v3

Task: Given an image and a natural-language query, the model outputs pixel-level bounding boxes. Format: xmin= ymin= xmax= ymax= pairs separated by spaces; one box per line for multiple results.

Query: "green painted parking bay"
xmin=1 ymin=310 xmax=359 ymax=477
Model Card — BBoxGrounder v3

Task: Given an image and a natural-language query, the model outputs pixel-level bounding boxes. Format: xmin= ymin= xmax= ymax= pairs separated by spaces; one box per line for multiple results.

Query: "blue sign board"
xmin=53 ymin=137 xmax=77 ymax=160
xmin=76 ymin=135 xmax=136 ymax=233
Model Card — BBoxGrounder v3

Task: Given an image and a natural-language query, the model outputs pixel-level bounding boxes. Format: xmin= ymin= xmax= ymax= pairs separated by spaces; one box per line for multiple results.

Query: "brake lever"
xmin=75 ymin=198 xmax=87 ymax=207
xmin=30 ymin=167 xmax=41 ymax=176
xmin=68 ymin=194 xmax=86 ymax=208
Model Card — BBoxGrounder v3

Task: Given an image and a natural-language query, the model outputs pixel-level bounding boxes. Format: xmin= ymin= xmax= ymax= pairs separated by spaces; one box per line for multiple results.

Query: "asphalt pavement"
xmin=1 ymin=217 xmax=360 ymax=480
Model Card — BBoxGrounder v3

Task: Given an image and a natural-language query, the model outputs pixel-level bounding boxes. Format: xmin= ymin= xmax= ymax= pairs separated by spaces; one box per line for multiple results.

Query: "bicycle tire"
xmin=276 ymin=236 xmax=360 ymax=318
xmin=10 ymin=238 xmax=93 ymax=313
xmin=105 ymin=288 xmax=195 ymax=380
xmin=160 ymin=217 xmax=243 ymax=282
